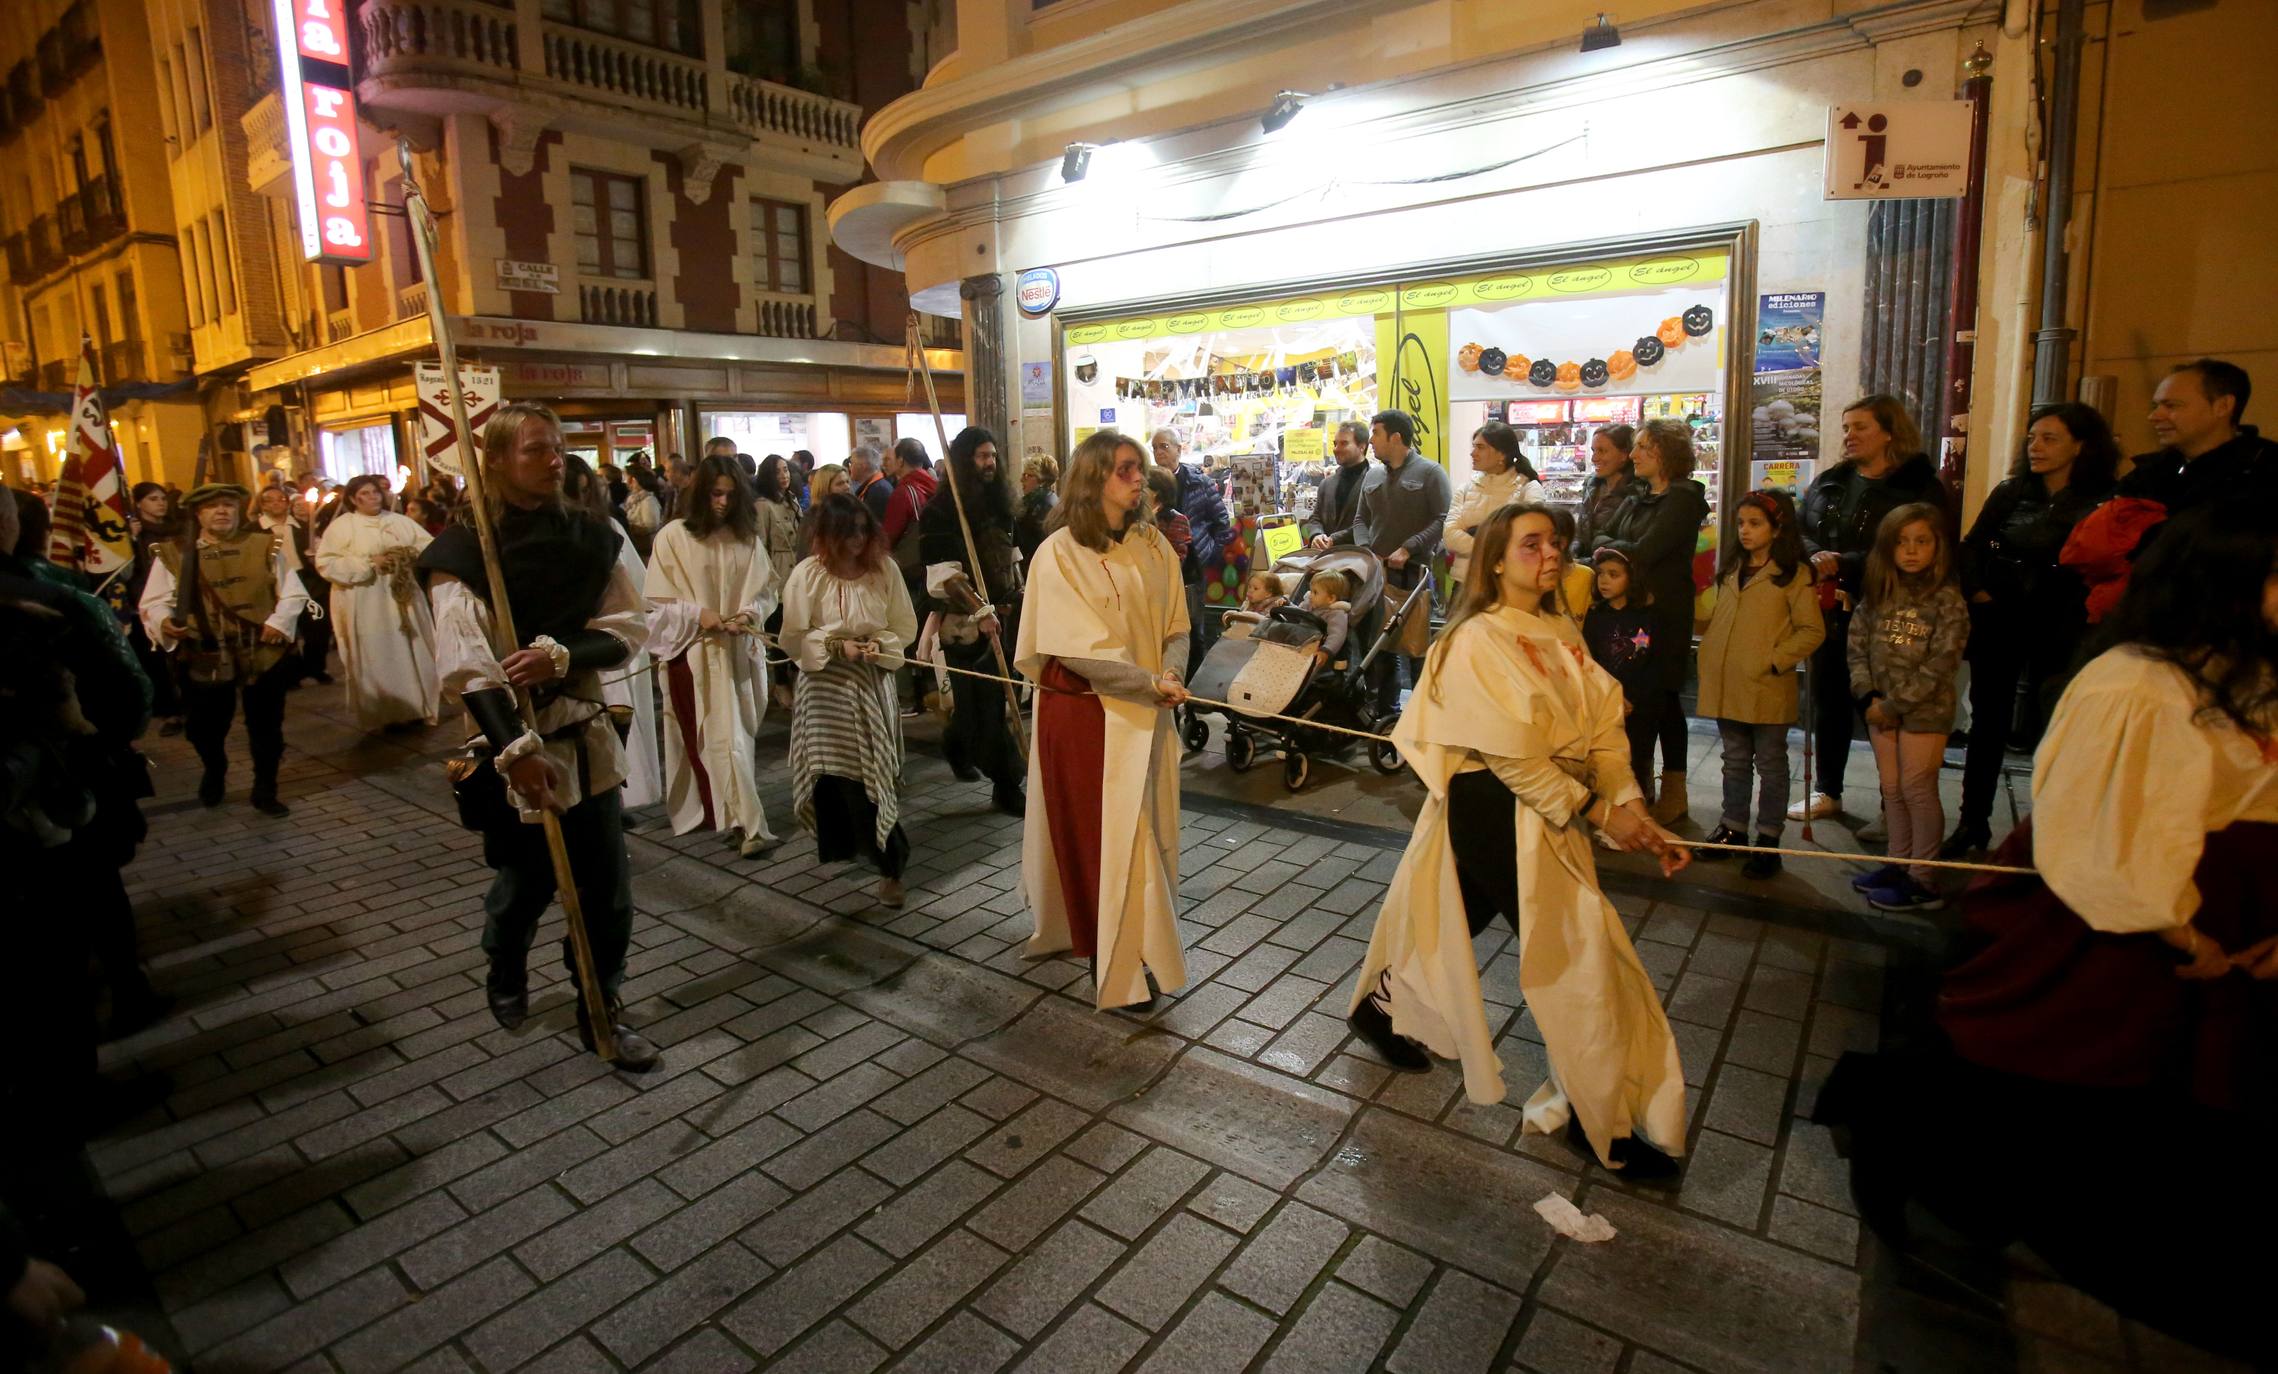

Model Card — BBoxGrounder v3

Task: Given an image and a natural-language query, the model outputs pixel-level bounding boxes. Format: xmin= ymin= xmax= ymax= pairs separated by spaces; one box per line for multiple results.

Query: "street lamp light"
xmin=1261 ymin=90 xmax=1309 ymax=134
xmin=1581 ymin=13 xmax=1620 ymax=51
xmin=1061 ymin=142 xmax=1095 ymax=183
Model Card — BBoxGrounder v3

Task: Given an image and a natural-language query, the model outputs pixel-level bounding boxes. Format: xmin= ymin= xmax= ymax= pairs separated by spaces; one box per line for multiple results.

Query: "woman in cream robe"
xmin=645 ymin=456 xmax=777 ymax=856
xmin=1017 ymin=430 xmax=1191 ymax=1013
xmin=1349 ymin=503 xmax=1692 ymax=1174
xmin=315 ymin=473 xmax=441 ymax=730
xmin=566 ymin=454 xmax=663 ymax=811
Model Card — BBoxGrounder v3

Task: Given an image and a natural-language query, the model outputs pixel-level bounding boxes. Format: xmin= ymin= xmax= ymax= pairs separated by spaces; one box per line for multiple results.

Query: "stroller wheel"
xmin=1369 ymin=737 xmax=1404 ymax=775
xmin=1284 ymin=752 xmax=1310 ymax=791
xmin=1226 ymin=730 xmax=1258 ymax=773
xmin=1181 ymin=714 xmax=1209 ymax=753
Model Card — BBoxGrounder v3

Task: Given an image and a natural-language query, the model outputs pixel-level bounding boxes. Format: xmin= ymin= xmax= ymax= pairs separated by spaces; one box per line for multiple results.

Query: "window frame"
xmin=751 ymin=196 xmax=809 ymax=295
xmin=570 ymin=167 xmax=650 ymax=281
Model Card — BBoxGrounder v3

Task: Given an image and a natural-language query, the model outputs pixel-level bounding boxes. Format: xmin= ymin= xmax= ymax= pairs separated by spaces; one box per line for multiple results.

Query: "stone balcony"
xmin=242 ymin=90 xmax=291 ymax=198
xmin=352 ymin=0 xmax=865 ymax=184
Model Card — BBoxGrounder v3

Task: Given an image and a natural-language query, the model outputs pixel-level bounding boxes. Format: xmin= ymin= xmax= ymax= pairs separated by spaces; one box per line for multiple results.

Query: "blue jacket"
xmin=1174 ymin=463 xmax=1233 ymax=579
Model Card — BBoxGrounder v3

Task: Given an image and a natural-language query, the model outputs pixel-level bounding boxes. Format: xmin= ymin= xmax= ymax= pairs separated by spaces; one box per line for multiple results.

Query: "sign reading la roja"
xmin=271 ymin=0 xmax=372 ymax=264
xmin=1823 ymin=101 xmax=1974 ymax=200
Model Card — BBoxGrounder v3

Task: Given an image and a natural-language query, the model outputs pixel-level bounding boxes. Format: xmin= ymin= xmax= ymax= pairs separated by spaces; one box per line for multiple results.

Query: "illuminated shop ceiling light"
xmin=1261 ymin=90 xmax=1309 ymax=134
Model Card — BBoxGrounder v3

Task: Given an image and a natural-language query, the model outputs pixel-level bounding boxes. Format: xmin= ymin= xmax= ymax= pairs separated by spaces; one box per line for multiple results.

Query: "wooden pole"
xmin=396 ymin=140 xmax=617 ymax=1062
xmin=905 ymin=316 xmax=1028 ymax=764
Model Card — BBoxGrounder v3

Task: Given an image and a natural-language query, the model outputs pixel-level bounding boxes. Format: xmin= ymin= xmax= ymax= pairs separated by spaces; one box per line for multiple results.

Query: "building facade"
xmin=0 ymin=0 xmax=205 ymax=487
xmin=233 ymin=0 xmax=966 ymax=488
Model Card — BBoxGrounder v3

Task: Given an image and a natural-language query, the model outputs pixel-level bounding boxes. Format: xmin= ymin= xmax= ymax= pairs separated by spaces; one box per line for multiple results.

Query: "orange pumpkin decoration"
xmin=1656 ymin=316 xmax=1686 ymax=348
xmin=1554 ymin=360 xmax=1582 ymax=391
xmin=1457 ymin=342 xmax=1483 ymax=372
xmin=1607 ymin=348 xmax=1637 ymax=381
xmin=1502 ymin=352 xmax=1531 ymax=380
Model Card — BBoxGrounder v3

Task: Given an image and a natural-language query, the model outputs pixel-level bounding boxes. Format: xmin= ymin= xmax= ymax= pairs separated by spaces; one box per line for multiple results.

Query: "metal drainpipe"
xmin=1940 ymin=42 xmax=1996 ymax=512
xmin=2031 ymin=0 xmax=2085 ymax=405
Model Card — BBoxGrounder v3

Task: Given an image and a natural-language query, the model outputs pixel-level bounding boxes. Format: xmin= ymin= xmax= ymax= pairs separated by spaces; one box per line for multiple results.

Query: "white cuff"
xmin=530 ymin=635 xmax=572 ymax=679
xmin=492 ymin=730 xmax=546 ymax=773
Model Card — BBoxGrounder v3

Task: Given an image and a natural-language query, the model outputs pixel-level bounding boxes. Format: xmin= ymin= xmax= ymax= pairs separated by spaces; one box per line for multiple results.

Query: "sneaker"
xmin=1849 ymin=863 xmax=1903 ymax=893
xmin=1787 ymin=792 xmax=1841 ymax=821
xmin=1856 ymin=810 xmax=1889 ymax=844
xmin=1694 ymin=824 xmax=1745 ymax=861
xmin=1866 ymin=876 xmax=1947 ymax=913
xmin=1741 ymin=837 xmax=1782 ymax=881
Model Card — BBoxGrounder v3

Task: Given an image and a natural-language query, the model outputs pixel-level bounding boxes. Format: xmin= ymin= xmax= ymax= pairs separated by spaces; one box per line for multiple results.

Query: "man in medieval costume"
xmin=920 ymin=425 xmax=1026 ymax=817
xmin=139 ymin=482 xmax=309 ymax=817
xmin=421 ymin=402 xmax=662 ymax=1071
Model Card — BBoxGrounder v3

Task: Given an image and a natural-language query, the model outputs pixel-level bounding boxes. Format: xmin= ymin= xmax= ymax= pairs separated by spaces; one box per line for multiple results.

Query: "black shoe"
xmin=1695 ymin=823 xmax=1745 ymax=860
xmin=1937 ymin=822 xmax=1991 ymax=861
xmin=1347 ymin=996 xmax=1432 ymax=1073
xmin=576 ymin=996 xmax=662 ymax=1072
xmin=198 ymin=770 xmax=225 ymax=806
xmin=104 ymin=987 xmax=175 ymax=1040
xmin=950 ymin=764 xmax=982 ymax=782
xmin=158 ymin=718 xmax=184 ymax=737
xmin=992 ymin=784 xmax=1026 ymax=818
xmin=1741 ymin=836 xmax=1783 ymax=881
xmin=250 ymin=792 xmax=290 ymax=818
xmin=1565 ymin=1115 xmax=1682 ymax=1181
xmin=487 ymin=981 xmax=529 ymax=1031
xmin=312 ymin=671 xmax=334 ymax=685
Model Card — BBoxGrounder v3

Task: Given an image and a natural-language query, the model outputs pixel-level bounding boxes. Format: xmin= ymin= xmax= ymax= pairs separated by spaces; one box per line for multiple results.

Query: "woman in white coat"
xmin=315 ymin=473 xmax=441 ymax=730
xmin=1347 ymin=502 xmax=1694 ymax=1177
xmin=566 ymin=456 xmax=663 ymax=810
xmin=646 ymin=454 xmax=777 ymax=855
xmin=1017 ymin=429 xmax=1191 ymax=1014
xmin=1441 ymin=420 xmax=1548 ymax=589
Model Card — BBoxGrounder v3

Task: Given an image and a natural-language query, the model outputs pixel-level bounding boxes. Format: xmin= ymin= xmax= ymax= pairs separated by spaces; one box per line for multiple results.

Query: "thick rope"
xmin=601 ymin=625 xmax=2040 ymax=878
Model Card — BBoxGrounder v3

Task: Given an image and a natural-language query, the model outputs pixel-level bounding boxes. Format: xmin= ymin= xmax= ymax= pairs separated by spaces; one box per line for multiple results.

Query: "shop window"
xmin=212 ymin=212 xmax=237 ymax=316
xmin=751 ymin=198 xmax=807 ymax=295
xmin=185 ymin=26 xmax=211 ymax=133
xmin=571 ymin=168 xmax=647 ymax=280
xmin=699 ymin=410 xmax=850 ymax=464
xmin=320 ymin=422 xmax=399 ymax=484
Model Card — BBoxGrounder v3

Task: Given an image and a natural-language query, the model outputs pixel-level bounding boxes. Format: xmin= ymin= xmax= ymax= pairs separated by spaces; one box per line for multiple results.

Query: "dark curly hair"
xmin=2091 ymin=502 xmax=2277 ymax=736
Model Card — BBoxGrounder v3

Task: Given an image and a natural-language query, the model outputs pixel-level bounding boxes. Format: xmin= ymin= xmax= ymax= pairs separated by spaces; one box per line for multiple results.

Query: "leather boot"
xmin=576 ymin=994 xmax=661 ymax=1072
xmin=1649 ymin=770 xmax=1689 ymax=826
xmin=1348 ymin=988 xmax=1431 ymax=1073
xmin=198 ymin=767 xmax=225 ymax=807
xmin=486 ymin=964 xmax=529 ymax=1030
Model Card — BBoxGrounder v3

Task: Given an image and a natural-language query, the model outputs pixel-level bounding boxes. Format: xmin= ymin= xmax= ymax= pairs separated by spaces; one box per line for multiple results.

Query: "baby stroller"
xmin=1180 ymin=547 xmax=1427 ymax=788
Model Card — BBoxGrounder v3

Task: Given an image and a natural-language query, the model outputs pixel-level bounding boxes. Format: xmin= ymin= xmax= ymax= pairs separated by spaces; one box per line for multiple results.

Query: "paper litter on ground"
xmin=1534 ymin=1193 xmax=1618 ymax=1243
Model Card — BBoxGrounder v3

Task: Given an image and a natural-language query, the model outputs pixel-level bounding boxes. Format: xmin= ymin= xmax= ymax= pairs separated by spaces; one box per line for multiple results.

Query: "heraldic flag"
xmin=46 ymin=333 xmax=135 ymax=588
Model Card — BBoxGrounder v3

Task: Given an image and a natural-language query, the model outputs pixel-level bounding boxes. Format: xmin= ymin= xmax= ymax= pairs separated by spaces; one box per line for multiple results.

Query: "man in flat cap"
xmin=139 ymin=482 xmax=309 ymax=816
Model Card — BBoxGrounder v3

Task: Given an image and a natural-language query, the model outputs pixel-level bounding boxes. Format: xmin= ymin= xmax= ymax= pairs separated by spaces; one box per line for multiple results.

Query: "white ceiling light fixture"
xmin=1260 ymin=90 xmax=1309 ymax=134
xmin=1581 ymin=13 xmax=1621 ymax=51
xmin=1061 ymin=142 xmax=1096 ymax=183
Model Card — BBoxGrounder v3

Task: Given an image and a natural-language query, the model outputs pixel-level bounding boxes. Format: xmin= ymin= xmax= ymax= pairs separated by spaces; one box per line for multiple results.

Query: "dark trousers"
xmin=944 ymin=637 xmax=1023 ymax=792
xmin=482 ymin=784 xmax=634 ymax=1000
xmin=1363 ymin=583 xmax=1427 ymax=718
xmin=128 ymin=620 xmax=180 ymax=719
xmin=183 ymin=658 xmax=294 ymax=791
xmin=1807 ymin=610 xmax=1857 ymax=797
xmin=1622 ymin=694 xmax=1664 ymax=798
xmin=1957 ymin=609 xmax=2077 ymax=831
xmin=299 ymin=585 xmax=334 ymax=679
xmin=1449 ymin=771 xmax=1520 ymax=936
xmin=811 ymin=775 xmax=908 ymax=879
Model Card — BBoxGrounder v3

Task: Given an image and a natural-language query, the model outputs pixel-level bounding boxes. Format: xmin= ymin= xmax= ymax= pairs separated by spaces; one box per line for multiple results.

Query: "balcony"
xmin=242 ymin=91 xmax=290 ymax=196
xmin=80 ymin=176 xmax=123 ymax=244
xmin=751 ymin=291 xmax=817 ymax=340
xmin=40 ymin=360 xmax=69 ymax=391
xmin=3 ymin=233 xmax=26 ymax=284
xmin=27 ymin=215 xmax=62 ymax=276
xmin=57 ymin=191 xmax=90 ymax=254
xmin=577 ymin=278 xmax=658 ymax=327
xmin=327 ymin=308 xmax=354 ymax=342
xmin=100 ymin=340 xmax=145 ymax=384
xmin=6 ymin=63 xmax=40 ymax=126
xmin=398 ymin=281 xmax=431 ymax=320
xmin=353 ymin=0 xmax=863 ymax=179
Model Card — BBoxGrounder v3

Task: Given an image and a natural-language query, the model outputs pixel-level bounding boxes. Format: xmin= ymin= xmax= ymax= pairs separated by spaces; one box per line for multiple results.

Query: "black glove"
xmin=462 ymin=687 xmax=524 ymax=754
xmin=557 ymin=629 xmax=630 ymax=672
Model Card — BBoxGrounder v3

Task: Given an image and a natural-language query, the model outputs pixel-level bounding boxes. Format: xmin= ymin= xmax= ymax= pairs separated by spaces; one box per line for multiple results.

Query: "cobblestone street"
xmin=84 ymin=685 xmax=2237 ymax=1374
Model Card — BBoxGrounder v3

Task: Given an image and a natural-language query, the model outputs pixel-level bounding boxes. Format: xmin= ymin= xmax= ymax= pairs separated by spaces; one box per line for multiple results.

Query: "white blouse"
xmin=778 ymin=557 xmax=916 ymax=672
xmin=2030 ymin=647 xmax=2278 ymax=934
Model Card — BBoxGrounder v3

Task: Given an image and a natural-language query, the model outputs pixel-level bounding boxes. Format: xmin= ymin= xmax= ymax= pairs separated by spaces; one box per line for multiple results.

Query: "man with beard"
xmin=420 ymin=401 xmax=662 ymax=1071
xmin=919 ymin=425 xmax=1025 ymax=816
xmin=139 ymin=482 xmax=309 ymax=816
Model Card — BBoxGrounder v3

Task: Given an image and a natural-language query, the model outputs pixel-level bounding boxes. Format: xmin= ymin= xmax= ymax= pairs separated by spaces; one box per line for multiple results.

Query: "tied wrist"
xmin=530 ymin=635 xmax=571 ymax=679
xmin=492 ymin=731 xmax=546 ymax=775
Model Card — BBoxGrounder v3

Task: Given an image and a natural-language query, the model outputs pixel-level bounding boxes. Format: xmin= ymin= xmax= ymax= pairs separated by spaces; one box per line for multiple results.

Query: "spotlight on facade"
xmin=1061 ymin=142 xmax=1096 ymax=182
xmin=1261 ymin=90 xmax=1309 ymax=134
xmin=1580 ymin=13 xmax=1621 ymax=51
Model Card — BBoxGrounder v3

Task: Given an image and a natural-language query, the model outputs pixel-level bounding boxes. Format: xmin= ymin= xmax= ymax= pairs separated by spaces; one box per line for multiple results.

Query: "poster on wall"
xmin=1750 ymin=290 xmax=1824 ymax=493
xmin=854 ymin=417 xmax=892 ymax=451
xmin=1020 ymin=362 xmax=1052 ymax=410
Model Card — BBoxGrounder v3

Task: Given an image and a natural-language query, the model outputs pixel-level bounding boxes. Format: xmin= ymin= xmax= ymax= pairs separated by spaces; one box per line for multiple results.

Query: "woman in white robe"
xmin=780 ymin=493 xmax=918 ymax=907
xmin=1016 ymin=429 xmax=1191 ymax=1013
xmin=1347 ymin=502 xmax=1694 ymax=1176
xmin=645 ymin=454 xmax=777 ymax=856
xmin=566 ymin=456 xmax=663 ymax=810
xmin=314 ymin=473 xmax=441 ymax=730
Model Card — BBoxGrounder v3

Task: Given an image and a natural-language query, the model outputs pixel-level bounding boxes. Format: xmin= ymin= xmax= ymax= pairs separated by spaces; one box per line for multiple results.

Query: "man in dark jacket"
xmin=1339 ymin=410 xmax=1453 ymax=718
xmin=1306 ymin=420 xmax=1372 ymax=547
xmin=920 ymin=426 xmax=1024 ymax=816
xmin=1793 ymin=399 xmax=1948 ymax=820
xmin=850 ymin=443 xmax=894 ymax=523
xmin=1150 ymin=429 xmax=1236 ymax=672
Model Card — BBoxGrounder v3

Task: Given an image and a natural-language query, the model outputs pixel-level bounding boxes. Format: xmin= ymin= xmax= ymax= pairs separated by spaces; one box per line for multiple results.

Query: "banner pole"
xmin=396 ymin=139 xmax=616 ymax=1062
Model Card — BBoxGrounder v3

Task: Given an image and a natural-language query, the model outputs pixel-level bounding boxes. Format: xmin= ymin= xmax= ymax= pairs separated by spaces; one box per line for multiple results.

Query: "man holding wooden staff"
xmin=420 ymin=401 xmax=662 ymax=1071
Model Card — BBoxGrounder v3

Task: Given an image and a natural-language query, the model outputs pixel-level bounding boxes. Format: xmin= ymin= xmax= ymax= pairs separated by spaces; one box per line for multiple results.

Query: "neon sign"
xmin=272 ymin=0 xmax=371 ymax=264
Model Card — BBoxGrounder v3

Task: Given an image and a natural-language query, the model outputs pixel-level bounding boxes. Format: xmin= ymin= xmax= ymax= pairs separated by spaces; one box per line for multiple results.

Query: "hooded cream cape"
xmin=1016 ymin=525 xmax=1189 ymax=1009
xmin=1349 ymin=604 xmax=1687 ymax=1165
xmin=645 ymin=519 xmax=777 ymax=841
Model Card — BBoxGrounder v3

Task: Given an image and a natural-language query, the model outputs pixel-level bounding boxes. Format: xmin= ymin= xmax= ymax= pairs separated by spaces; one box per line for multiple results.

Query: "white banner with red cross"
xmin=414 ymin=362 xmax=499 ymax=479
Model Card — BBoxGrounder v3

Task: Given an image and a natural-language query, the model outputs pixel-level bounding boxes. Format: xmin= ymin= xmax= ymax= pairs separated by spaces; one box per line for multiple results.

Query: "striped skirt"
xmin=790 ymin=657 xmax=904 ymax=851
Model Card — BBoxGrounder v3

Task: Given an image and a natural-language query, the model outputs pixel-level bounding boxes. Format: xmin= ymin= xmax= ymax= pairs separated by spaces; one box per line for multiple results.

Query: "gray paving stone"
xmin=1776 ymin=1121 xmax=1857 ymax=1217
xmin=658 ymin=1114 xmax=801 ymax=1199
xmin=1674 ymin=1129 xmax=1774 ymax=1228
xmin=170 ymin=1273 xmax=294 ymax=1355
xmin=447 ymin=1125 xmax=606 ymax=1213
xmin=1189 ymin=1172 xmax=1280 ymax=1234
xmin=723 ymin=1232 xmax=896 ymax=1355
xmin=1667 ymin=971 xmax=1742 ymax=1029
xmin=1537 ymin=1191 xmax=1860 ymax=1373
xmin=1136 ymin=1290 xmax=1278 ymax=1374
xmin=1722 ymin=1009 xmax=1805 ymax=1076
xmin=1097 ymin=1211 xmax=1240 ymax=1329
xmin=856 ymin=1159 xmax=1003 ymax=1257
xmin=1336 ymin=1235 xmax=1434 ymax=1308
xmin=768 ymin=1318 xmax=890 ymax=1374
xmin=778 ymin=1062 xmax=903 ymax=1132
xmin=843 ymin=1228 xmax=1009 ymax=1349
xmin=966 ymin=1154 xmax=1108 ymax=1251
xmin=201 ymin=1266 xmax=411 ymax=1372
xmin=401 ymin=1182 xmax=576 ymax=1290
xmin=157 ymin=1200 xmax=357 ymax=1308
xmin=463 ymin=1246 xmax=654 ymax=1372
xmin=873 ymin=1058 xmax=994 ymax=1127
xmin=865 ymin=1104 xmax=993 ymax=1186
xmin=967 ymin=1097 xmax=1091 ymax=1179
xmin=331 ymin=1255 xmax=537 ymax=1373
xmin=964 ymin=999 xmax=1182 ymax=1112
xmin=1389 ymin=1270 xmax=1522 ymax=1374
xmin=633 ymin=1170 xmax=792 ymax=1271
xmin=1218 ymin=1201 xmax=1349 ymax=1315
xmin=1080 ymin=1146 xmax=1211 ymax=1241
xmin=1513 ymin=1305 xmax=1623 ymax=1374
xmin=278 ymin=1189 xmax=467 ymax=1300
xmin=1703 ymin=1063 xmax=1790 ymax=1148
xmin=1010 ymin=1302 xmax=1147 ymax=1374
xmin=973 ymin=1218 xmax=1126 ymax=1339
xmin=764 ymin=1108 xmax=901 ymax=1190
xmin=1299 ymin=1108 xmax=1565 ymax=1292
xmin=889 ymin=1310 xmax=1022 ymax=1374
xmin=1768 ymin=1196 xmax=1861 ymax=1267
xmin=959 ymin=1077 xmax=1038 ymax=1121
xmin=1110 ymin=1048 xmax=1356 ymax=1190
xmin=1258 ymin=1281 xmax=1401 ymax=1374
xmin=842 ymin=953 xmax=1041 ymax=1045
xmin=644 ymin=1326 xmax=758 ymax=1373
xmin=515 ymin=1178 xmax=682 ymax=1282
xmin=591 ymin=1240 xmax=771 ymax=1366
xmin=744 ymin=1166 xmax=895 ymax=1265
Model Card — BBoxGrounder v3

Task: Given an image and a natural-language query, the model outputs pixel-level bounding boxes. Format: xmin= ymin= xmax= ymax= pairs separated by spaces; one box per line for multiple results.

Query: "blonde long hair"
xmin=1050 ymin=429 xmax=1156 ymax=552
xmin=1423 ymin=502 xmax=1561 ymax=704
xmin=474 ymin=400 xmax=566 ymax=522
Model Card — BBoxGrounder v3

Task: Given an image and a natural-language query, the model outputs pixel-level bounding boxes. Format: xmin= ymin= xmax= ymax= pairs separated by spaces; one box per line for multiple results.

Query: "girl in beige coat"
xmin=1694 ymin=491 xmax=1824 ymax=877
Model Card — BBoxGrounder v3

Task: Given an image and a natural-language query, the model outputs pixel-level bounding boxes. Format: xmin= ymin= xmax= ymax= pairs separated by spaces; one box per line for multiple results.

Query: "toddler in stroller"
xmin=1182 ymin=549 xmax=1403 ymax=789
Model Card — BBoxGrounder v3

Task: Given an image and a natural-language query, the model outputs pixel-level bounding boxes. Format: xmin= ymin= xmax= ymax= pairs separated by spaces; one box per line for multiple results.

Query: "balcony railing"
xmin=578 ymin=278 xmax=658 ymax=327
xmin=57 ymin=191 xmax=89 ymax=254
xmin=241 ymin=91 xmax=290 ymax=196
xmin=3 ymin=233 xmax=27 ymax=284
xmin=40 ymin=360 xmax=69 ymax=391
xmin=100 ymin=340 xmax=145 ymax=384
xmin=723 ymin=74 xmax=860 ymax=150
xmin=80 ymin=176 xmax=122 ymax=243
xmin=751 ymin=291 xmax=817 ymax=340
xmin=27 ymin=215 xmax=61 ymax=275
xmin=398 ymin=281 xmax=431 ymax=320
xmin=542 ymin=27 xmax=706 ymax=119
xmin=326 ymin=307 xmax=354 ymax=341
xmin=360 ymin=0 xmax=517 ymax=81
